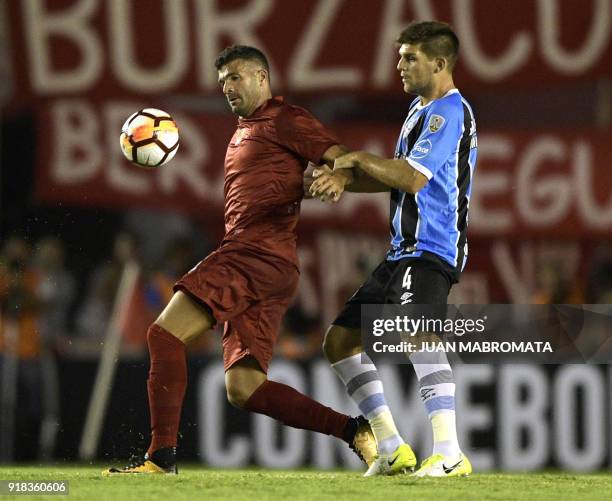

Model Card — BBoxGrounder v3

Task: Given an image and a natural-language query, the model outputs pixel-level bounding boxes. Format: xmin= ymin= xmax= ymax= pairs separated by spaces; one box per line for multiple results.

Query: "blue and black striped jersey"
xmin=387 ymin=89 xmax=477 ymax=277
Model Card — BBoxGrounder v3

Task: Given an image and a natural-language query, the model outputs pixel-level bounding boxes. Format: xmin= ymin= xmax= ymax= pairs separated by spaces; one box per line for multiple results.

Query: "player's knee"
xmin=146 ymin=323 xmax=181 ymax=344
xmin=225 ymin=383 xmax=254 ymax=409
xmin=323 ymin=325 xmax=361 ymax=363
xmin=322 ymin=326 xmax=336 ymax=360
xmin=323 ymin=325 xmax=348 ymax=362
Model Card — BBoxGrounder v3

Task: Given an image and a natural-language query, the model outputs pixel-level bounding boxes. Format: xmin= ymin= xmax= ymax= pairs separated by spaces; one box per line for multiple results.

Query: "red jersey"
xmin=222 ymin=97 xmax=338 ymax=267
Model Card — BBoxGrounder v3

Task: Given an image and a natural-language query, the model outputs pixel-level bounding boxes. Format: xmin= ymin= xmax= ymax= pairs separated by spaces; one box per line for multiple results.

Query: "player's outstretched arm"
xmin=344 ymin=169 xmax=391 ymax=193
xmin=334 ymin=151 xmax=428 ymax=194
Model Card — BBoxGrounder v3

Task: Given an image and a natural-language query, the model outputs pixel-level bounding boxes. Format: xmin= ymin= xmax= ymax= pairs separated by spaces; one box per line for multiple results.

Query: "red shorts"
xmin=174 ymin=242 xmax=299 ymax=372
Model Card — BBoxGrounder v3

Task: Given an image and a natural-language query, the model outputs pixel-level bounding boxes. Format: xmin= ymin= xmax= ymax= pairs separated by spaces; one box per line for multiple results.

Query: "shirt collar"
xmin=240 ymin=96 xmax=284 ymax=121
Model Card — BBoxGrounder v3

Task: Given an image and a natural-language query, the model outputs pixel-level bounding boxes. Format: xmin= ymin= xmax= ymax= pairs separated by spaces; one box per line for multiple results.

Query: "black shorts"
xmin=333 ymin=256 xmax=453 ymax=330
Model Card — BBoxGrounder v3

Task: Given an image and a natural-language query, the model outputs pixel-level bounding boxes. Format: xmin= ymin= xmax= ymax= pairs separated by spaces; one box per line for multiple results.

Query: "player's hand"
xmin=304 ymin=165 xmax=332 ymax=198
xmin=312 ymin=165 xmax=332 ymax=178
xmin=309 ymin=169 xmax=352 ymax=203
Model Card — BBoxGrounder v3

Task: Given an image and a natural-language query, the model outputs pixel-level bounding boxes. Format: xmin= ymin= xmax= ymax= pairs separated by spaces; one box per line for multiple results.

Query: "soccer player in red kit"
xmin=105 ymin=45 xmax=376 ymax=474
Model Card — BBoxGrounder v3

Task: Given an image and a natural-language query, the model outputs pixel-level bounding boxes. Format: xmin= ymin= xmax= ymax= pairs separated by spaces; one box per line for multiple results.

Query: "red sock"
xmin=146 ymin=324 xmax=187 ymax=456
xmin=244 ymin=380 xmax=349 ymax=440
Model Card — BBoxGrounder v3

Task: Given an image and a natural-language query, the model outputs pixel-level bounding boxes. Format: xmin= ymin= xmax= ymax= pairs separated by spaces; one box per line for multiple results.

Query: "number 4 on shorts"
xmin=402 ymin=267 xmax=412 ymax=290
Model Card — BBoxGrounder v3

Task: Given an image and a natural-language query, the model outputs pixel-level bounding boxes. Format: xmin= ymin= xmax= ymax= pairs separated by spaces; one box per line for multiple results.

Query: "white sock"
xmin=410 ymin=351 xmax=461 ymax=458
xmin=331 ymin=353 xmax=404 ymax=454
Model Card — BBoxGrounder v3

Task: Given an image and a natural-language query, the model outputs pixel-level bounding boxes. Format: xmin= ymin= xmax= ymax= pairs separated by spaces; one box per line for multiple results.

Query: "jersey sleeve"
xmin=407 ymin=99 xmax=463 ymax=180
xmin=274 ymin=106 xmax=339 ymax=164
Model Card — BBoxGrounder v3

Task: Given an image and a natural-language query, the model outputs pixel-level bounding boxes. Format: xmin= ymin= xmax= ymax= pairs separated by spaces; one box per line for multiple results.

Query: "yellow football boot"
xmin=364 ymin=443 xmax=417 ymax=477
xmin=103 ymin=448 xmax=177 ymax=475
xmin=412 ymin=452 xmax=472 ymax=477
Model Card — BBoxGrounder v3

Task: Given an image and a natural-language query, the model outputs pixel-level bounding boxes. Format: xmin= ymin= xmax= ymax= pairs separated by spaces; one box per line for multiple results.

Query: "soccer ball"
xmin=119 ymin=108 xmax=179 ymax=167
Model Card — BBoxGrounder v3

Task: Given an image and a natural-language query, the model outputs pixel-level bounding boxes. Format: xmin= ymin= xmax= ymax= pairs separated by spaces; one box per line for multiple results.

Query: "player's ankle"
xmin=146 ymin=447 xmax=177 ymax=469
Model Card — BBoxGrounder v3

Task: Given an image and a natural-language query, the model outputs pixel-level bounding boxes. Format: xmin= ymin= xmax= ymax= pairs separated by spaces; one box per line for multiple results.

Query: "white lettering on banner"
xmin=51 ymin=100 xmax=101 ymax=183
xmin=108 ymin=0 xmax=189 ymax=92
xmin=574 ymin=141 xmax=612 ymax=229
xmin=289 ymin=0 xmax=362 ymax=89
xmin=373 ymin=0 xmax=434 ymax=88
xmin=50 ymin=99 xmax=217 ymax=199
xmin=517 ymin=136 xmax=572 ymax=226
xmin=195 ymin=361 xmax=612 ymax=469
xmin=45 ymin=104 xmax=611 ymax=234
xmin=157 ymin=111 xmax=215 ymax=197
xmin=199 ymin=361 xmax=250 ymax=467
xmin=16 ymin=1 xmax=611 ymax=95
xmin=538 ymin=0 xmax=611 ymax=74
xmin=454 ymin=365 xmax=494 ymax=471
xmin=471 ymin=135 xmax=612 ymax=234
xmin=554 ymin=366 xmax=606 ymax=471
xmin=23 ymin=0 xmax=103 ymax=93
xmin=469 ymin=135 xmax=513 ymax=232
xmin=498 ymin=365 xmax=548 ymax=471
xmin=453 ymin=0 xmax=532 ymax=81
xmin=195 ymin=0 xmax=277 ymax=90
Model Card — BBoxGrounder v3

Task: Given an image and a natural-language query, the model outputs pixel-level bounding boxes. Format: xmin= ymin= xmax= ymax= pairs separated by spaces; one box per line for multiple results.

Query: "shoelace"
xmin=122 ymin=455 xmax=147 ymax=470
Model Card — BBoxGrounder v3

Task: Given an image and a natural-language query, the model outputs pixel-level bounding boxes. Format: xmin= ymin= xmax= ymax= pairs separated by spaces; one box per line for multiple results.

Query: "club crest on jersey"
xmin=428 ymin=114 xmax=445 ymax=133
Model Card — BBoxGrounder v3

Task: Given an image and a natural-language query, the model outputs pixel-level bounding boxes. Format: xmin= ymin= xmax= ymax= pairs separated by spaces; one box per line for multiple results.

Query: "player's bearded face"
xmin=218 ymin=60 xmax=266 ymax=118
xmin=397 ymin=44 xmax=435 ymax=96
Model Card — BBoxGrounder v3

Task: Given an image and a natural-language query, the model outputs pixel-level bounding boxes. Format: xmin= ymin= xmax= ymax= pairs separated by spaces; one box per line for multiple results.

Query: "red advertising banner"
xmin=35 ymin=98 xmax=612 ymax=237
xmin=3 ymin=0 xmax=611 ymax=108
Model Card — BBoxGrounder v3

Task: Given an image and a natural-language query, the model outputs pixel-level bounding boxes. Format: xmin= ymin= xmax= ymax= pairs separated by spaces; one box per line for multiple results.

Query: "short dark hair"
xmin=397 ymin=21 xmax=459 ymax=70
xmin=214 ymin=45 xmax=270 ymax=72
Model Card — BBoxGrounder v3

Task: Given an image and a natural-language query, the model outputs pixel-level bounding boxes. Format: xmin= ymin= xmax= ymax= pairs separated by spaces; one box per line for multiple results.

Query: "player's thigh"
xmin=322 ymin=324 xmax=362 ymax=364
xmin=155 ymin=290 xmax=215 ymax=344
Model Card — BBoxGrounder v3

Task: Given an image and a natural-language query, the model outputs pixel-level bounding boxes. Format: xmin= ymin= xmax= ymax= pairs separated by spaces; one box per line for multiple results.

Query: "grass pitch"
xmin=0 ymin=466 xmax=611 ymax=500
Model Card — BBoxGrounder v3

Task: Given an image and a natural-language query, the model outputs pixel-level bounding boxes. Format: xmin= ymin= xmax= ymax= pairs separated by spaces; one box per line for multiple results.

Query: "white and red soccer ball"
xmin=120 ymin=108 xmax=179 ymax=168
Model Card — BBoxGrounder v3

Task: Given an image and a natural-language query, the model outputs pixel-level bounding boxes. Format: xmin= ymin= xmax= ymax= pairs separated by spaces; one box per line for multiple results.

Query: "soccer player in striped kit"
xmin=311 ymin=21 xmax=476 ymax=477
